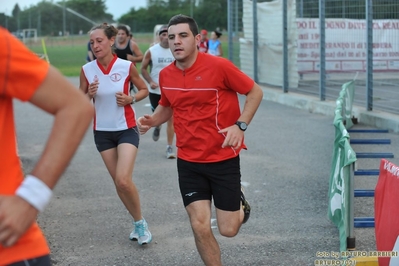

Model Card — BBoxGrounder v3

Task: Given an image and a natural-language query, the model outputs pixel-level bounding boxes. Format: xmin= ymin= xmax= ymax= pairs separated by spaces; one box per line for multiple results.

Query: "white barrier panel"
xmin=297 ymin=18 xmax=399 ymax=73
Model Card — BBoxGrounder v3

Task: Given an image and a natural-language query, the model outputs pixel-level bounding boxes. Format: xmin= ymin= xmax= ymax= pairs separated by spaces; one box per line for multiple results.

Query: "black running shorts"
xmin=94 ymin=127 xmax=140 ymax=152
xmin=177 ymin=156 xmax=241 ymax=211
xmin=9 ymin=255 xmax=51 ymax=266
xmin=149 ymin=93 xmax=161 ymax=112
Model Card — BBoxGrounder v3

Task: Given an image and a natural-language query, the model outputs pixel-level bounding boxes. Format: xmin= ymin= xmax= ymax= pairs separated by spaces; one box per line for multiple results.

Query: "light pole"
xmin=63 ymin=0 xmax=66 ymax=35
xmin=190 ymin=0 xmax=194 ymax=18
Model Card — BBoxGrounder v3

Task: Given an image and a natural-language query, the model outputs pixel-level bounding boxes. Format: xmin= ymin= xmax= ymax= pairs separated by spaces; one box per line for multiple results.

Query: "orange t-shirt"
xmin=0 ymin=28 xmax=50 ymax=265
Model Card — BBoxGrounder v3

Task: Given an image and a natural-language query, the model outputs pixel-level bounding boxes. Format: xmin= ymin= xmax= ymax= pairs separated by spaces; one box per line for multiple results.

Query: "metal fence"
xmin=227 ymin=0 xmax=399 ymax=115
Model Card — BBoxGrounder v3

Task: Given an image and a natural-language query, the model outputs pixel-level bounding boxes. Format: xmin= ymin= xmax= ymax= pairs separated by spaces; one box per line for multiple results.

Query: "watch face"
xmin=236 ymin=121 xmax=247 ymax=131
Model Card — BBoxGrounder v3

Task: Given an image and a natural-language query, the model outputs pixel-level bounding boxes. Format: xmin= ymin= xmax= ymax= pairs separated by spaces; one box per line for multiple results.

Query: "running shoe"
xmin=241 ymin=188 xmax=251 ymax=224
xmin=129 ymin=224 xmax=138 ymax=241
xmin=166 ymin=146 xmax=176 ymax=159
xmin=152 ymin=126 xmax=161 ymax=141
xmin=130 ymin=218 xmax=152 ymax=245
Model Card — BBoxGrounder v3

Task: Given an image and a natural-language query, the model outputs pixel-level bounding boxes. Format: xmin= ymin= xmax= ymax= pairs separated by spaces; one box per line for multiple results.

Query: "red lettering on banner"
xmin=348 ymin=22 xmax=366 ymax=29
xmin=300 ymin=43 xmax=319 ymax=49
xmin=299 ymin=33 xmax=308 ymax=40
xmin=373 ymin=22 xmax=382 ymax=29
xmin=326 ymin=43 xmax=350 ymax=49
xmin=373 ymin=43 xmax=392 ymax=49
xmin=309 ymin=21 xmax=317 ymax=29
xmin=297 ymin=21 xmax=307 ymax=29
xmin=326 ymin=21 xmax=346 ymax=29
xmin=382 ymin=22 xmax=399 ymax=29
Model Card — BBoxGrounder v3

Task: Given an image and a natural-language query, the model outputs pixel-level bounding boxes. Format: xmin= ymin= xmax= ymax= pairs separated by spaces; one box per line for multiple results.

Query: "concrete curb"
xmin=260 ymin=85 xmax=399 ymax=133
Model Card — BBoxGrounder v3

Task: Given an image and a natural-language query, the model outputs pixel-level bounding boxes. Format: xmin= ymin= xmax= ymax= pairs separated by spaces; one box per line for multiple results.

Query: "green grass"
xmin=27 ymin=35 xmax=237 ymax=76
xmin=29 ymin=42 xmax=151 ymax=76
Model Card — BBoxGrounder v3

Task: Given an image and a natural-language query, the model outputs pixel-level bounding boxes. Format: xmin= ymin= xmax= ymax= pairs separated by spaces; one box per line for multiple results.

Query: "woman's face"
xmin=211 ymin=31 xmax=217 ymax=40
xmin=89 ymin=29 xmax=114 ymax=59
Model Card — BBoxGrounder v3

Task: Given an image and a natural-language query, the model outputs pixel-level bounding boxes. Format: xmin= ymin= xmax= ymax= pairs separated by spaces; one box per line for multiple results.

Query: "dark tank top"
xmin=115 ymin=40 xmax=134 ymax=60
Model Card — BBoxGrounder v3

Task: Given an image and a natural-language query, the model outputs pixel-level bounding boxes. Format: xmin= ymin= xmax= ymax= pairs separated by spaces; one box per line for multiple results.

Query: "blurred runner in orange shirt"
xmin=0 ymin=27 xmax=93 ymax=265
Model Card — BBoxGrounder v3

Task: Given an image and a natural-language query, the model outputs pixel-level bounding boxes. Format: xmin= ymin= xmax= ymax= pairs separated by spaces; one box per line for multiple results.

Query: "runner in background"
xmin=86 ymin=40 xmax=96 ymax=62
xmin=207 ymin=30 xmax=223 ymax=57
xmin=115 ymin=25 xmax=143 ymax=93
xmin=115 ymin=25 xmax=143 ymax=65
xmin=198 ymin=29 xmax=209 ymax=53
xmin=140 ymin=25 xmax=176 ymax=159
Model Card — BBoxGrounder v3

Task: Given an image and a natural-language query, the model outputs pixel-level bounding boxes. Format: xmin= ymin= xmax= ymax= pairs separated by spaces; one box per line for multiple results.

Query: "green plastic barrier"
xmin=328 ymin=80 xmax=357 ymax=251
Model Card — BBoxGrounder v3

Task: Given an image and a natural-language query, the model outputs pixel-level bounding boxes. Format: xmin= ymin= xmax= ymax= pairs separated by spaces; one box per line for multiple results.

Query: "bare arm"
xmin=218 ymin=43 xmax=223 ymax=57
xmin=238 ymin=83 xmax=263 ymax=125
xmin=0 ymin=66 xmax=94 ymax=247
xmin=219 ymin=83 xmax=263 ymax=149
xmin=127 ymin=41 xmax=143 ymax=63
xmin=137 ymin=104 xmax=173 ymax=135
xmin=79 ymin=68 xmax=98 ymax=100
xmin=116 ymin=65 xmax=149 ymax=106
xmin=30 ymin=66 xmax=94 ymax=187
xmin=79 ymin=69 xmax=88 ymax=95
xmin=140 ymin=50 xmax=158 ymax=89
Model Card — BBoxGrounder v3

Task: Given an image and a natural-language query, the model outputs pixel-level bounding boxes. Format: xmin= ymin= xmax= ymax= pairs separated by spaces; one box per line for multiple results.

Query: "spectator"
xmin=140 ymin=25 xmax=176 ymax=159
xmin=198 ymin=29 xmax=209 ymax=53
xmin=208 ymin=30 xmax=223 ymax=57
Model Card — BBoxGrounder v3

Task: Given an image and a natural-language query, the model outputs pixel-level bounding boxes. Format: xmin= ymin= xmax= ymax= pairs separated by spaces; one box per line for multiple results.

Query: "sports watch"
xmin=235 ymin=121 xmax=248 ymax=131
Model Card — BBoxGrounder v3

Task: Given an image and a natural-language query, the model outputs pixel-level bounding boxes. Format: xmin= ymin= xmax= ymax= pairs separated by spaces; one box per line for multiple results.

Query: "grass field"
xmin=27 ymin=34 xmax=232 ymax=77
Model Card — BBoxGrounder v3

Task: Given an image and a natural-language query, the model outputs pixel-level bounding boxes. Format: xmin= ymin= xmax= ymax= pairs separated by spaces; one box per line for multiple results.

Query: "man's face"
xmin=200 ymin=33 xmax=207 ymax=41
xmin=168 ymin=23 xmax=199 ymax=62
xmin=117 ymin=29 xmax=127 ymax=43
xmin=159 ymin=31 xmax=169 ymax=47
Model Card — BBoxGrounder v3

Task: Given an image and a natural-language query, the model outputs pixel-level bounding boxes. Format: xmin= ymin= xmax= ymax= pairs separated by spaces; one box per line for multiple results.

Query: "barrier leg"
xmin=347 ymin=163 xmax=356 ymax=250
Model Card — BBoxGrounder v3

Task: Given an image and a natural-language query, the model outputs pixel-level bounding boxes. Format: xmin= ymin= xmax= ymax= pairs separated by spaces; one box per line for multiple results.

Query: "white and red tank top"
xmin=82 ymin=55 xmax=136 ymax=131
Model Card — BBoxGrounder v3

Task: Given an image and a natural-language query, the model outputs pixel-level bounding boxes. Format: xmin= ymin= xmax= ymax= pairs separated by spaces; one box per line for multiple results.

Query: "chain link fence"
xmin=228 ymin=0 xmax=399 ymax=115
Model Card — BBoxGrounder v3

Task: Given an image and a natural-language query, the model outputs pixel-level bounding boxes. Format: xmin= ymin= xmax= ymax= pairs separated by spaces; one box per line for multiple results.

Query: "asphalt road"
xmin=13 ymin=77 xmax=399 ymax=266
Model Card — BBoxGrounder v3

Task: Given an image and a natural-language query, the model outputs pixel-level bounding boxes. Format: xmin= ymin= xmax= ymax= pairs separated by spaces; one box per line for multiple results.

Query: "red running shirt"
xmin=159 ymin=52 xmax=254 ymax=163
xmin=198 ymin=39 xmax=209 ymax=53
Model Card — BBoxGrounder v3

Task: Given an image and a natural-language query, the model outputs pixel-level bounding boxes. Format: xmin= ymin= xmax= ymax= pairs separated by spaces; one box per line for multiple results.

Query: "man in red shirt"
xmin=198 ymin=29 xmax=209 ymax=53
xmin=0 ymin=27 xmax=93 ymax=265
xmin=137 ymin=15 xmax=263 ymax=266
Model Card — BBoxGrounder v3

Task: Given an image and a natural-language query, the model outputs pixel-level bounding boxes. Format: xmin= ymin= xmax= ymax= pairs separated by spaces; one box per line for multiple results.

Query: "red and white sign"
xmin=375 ymin=159 xmax=399 ymax=266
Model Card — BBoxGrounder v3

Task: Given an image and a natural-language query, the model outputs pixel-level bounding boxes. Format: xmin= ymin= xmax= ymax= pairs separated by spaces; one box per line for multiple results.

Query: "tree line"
xmin=0 ymin=0 xmax=235 ymax=36
xmin=0 ymin=0 xmax=397 ymax=37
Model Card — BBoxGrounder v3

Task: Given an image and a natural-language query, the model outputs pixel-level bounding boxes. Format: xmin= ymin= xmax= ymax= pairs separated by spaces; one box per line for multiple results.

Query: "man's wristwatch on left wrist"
xmin=235 ymin=121 xmax=248 ymax=131
xmin=131 ymin=95 xmax=136 ymax=104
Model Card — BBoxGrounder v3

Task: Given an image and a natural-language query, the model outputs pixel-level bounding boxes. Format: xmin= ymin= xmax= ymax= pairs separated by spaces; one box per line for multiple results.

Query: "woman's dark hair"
xmin=168 ymin=14 xmax=199 ymax=36
xmin=214 ymin=30 xmax=222 ymax=38
xmin=117 ymin=25 xmax=130 ymax=37
xmin=88 ymin=23 xmax=118 ymax=54
xmin=89 ymin=23 xmax=118 ymax=40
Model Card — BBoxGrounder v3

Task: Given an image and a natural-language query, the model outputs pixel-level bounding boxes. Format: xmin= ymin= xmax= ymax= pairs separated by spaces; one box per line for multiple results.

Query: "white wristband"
xmin=15 ymin=175 xmax=53 ymax=212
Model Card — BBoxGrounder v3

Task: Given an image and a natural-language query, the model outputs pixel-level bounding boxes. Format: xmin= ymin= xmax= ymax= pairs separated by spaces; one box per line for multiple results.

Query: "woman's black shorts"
xmin=93 ymin=126 xmax=140 ymax=152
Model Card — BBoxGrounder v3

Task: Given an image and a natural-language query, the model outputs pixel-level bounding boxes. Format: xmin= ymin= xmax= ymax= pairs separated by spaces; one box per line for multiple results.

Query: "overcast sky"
xmin=1 ymin=0 xmax=147 ymax=19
